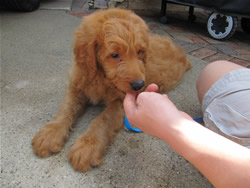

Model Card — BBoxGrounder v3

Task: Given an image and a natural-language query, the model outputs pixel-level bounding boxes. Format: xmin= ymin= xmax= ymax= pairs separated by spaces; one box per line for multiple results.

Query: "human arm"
xmin=123 ymin=84 xmax=250 ymax=188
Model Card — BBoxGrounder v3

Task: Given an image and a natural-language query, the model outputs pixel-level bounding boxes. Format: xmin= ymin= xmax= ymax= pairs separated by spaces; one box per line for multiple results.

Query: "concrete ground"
xmin=1 ymin=1 xmax=250 ymax=188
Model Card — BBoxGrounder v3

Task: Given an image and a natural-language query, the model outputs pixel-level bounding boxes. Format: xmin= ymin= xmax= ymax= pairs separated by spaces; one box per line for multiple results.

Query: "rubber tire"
xmin=4 ymin=0 xmax=40 ymax=12
xmin=241 ymin=18 xmax=250 ymax=34
xmin=207 ymin=12 xmax=238 ymax=40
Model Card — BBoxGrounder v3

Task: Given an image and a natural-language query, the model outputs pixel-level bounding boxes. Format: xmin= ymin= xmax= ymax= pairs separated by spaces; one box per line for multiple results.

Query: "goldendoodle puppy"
xmin=32 ymin=8 xmax=191 ymax=172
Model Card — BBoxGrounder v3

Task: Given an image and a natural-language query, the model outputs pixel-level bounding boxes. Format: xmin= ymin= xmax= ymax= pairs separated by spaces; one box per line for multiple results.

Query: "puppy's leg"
xmin=68 ymin=100 xmax=124 ymax=172
xmin=32 ymin=84 xmax=87 ymax=158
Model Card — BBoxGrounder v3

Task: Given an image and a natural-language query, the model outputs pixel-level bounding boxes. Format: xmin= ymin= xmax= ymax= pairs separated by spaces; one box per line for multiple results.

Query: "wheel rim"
xmin=207 ymin=13 xmax=234 ymax=39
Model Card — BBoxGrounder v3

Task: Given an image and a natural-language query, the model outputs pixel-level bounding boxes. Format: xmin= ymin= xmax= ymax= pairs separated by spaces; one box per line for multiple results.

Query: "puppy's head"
xmin=74 ymin=9 xmax=149 ymax=93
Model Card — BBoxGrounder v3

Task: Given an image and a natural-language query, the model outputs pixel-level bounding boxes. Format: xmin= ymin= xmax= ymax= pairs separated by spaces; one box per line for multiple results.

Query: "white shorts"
xmin=202 ymin=68 xmax=250 ymax=148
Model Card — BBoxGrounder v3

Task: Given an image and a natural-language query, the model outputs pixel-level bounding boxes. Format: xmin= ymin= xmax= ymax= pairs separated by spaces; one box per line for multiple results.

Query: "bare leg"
xmin=196 ymin=60 xmax=245 ymax=104
xmin=32 ymin=84 xmax=87 ymax=157
xmin=68 ymin=99 xmax=124 ymax=172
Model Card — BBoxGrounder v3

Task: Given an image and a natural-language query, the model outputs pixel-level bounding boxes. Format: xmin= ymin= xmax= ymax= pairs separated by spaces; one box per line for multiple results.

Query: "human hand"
xmin=125 ymin=85 xmax=250 ymax=188
xmin=123 ymin=84 xmax=192 ymax=140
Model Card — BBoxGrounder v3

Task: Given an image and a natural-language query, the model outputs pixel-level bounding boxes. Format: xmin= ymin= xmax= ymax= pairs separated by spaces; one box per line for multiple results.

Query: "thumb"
xmin=123 ymin=92 xmax=137 ymax=117
xmin=145 ymin=83 xmax=158 ymax=92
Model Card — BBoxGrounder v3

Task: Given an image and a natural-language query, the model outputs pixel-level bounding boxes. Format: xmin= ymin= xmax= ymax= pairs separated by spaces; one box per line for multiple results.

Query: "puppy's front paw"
xmin=68 ymin=135 xmax=104 ymax=172
xmin=32 ymin=122 xmax=68 ymax=158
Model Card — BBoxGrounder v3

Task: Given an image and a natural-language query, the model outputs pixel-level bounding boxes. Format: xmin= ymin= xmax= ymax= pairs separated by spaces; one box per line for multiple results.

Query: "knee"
xmin=197 ymin=60 xmax=244 ymax=87
xmin=196 ymin=63 xmax=215 ymax=104
xmin=196 ymin=60 xmax=244 ymax=104
xmin=196 ymin=60 xmax=245 ymax=102
xmin=196 ymin=61 xmax=221 ymax=96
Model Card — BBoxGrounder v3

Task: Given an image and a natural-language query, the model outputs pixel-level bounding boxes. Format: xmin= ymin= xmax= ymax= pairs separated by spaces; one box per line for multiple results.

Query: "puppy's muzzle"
xmin=130 ymin=80 xmax=145 ymax=91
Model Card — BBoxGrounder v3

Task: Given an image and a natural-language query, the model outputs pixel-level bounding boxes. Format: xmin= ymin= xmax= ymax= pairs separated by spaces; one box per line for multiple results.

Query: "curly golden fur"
xmin=32 ymin=8 xmax=191 ymax=172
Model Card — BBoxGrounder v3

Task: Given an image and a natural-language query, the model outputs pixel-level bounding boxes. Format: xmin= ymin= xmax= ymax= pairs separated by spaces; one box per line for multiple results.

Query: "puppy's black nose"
xmin=130 ymin=80 xmax=145 ymax=91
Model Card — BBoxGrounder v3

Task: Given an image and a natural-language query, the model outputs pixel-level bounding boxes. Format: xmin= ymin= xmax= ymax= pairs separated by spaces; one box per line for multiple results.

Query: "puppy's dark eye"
xmin=111 ymin=54 xmax=120 ymax=59
xmin=137 ymin=50 xmax=144 ymax=55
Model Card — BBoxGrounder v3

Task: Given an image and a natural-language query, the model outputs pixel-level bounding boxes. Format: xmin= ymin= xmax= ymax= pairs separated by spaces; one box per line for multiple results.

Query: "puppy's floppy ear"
xmin=73 ymin=20 xmax=97 ymax=81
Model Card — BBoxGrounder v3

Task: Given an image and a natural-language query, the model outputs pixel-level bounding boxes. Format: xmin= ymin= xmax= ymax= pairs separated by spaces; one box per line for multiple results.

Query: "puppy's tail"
xmin=185 ymin=58 xmax=192 ymax=71
xmin=177 ymin=45 xmax=191 ymax=71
